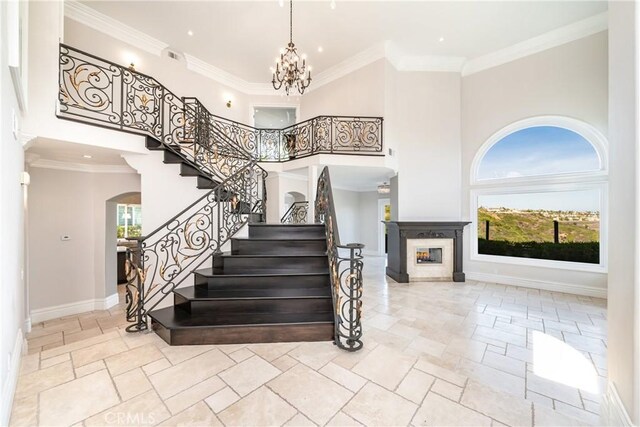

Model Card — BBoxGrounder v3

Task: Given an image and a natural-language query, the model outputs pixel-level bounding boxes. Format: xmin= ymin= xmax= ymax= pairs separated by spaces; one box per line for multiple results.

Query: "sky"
xmin=477 ymin=126 xmax=601 ymax=212
xmin=477 ymin=126 xmax=600 ymax=180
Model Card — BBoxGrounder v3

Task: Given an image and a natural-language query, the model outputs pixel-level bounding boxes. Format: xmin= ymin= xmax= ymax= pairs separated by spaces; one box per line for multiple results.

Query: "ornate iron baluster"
xmin=314 ymin=167 xmax=364 ymax=351
xmin=281 ymin=201 xmax=309 ymax=224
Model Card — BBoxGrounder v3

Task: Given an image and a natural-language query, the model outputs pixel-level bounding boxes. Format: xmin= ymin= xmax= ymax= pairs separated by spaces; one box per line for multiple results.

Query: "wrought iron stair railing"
xmin=58 ymin=44 xmax=383 ymax=164
xmin=124 ymin=161 xmax=266 ymax=331
xmin=280 ymin=201 xmax=309 ymax=224
xmin=211 ymin=114 xmax=384 ymax=162
xmin=58 ymin=44 xmax=267 ymax=331
xmin=315 ymin=167 xmax=364 ymax=351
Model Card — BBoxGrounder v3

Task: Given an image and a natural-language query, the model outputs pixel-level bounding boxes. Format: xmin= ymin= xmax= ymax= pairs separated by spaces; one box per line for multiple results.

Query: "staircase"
xmin=57 ymin=44 xmax=365 ymax=351
xmin=148 ymin=224 xmax=334 ymax=345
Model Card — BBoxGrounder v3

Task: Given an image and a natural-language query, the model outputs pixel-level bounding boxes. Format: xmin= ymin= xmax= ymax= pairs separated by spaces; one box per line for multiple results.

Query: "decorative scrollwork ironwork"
xmin=281 ymin=201 xmax=308 ymax=224
xmin=315 ymin=167 xmax=364 ymax=351
xmin=58 ymin=44 xmax=267 ymax=333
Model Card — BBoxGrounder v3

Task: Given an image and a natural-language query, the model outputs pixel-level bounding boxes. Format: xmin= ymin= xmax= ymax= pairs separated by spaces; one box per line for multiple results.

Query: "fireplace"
xmin=384 ymin=221 xmax=470 ymax=283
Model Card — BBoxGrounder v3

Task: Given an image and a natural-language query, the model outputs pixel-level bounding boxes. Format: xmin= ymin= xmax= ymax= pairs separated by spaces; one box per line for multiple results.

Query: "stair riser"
xmin=249 ymin=225 xmax=326 ymax=239
xmin=231 ymin=239 xmax=326 ymax=255
xmin=194 ymin=273 xmax=330 ymax=289
xmin=152 ymin=320 xmax=334 ymax=345
xmin=220 ymin=256 xmax=329 ymax=274
xmin=174 ymin=293 xmax=333 ymax=314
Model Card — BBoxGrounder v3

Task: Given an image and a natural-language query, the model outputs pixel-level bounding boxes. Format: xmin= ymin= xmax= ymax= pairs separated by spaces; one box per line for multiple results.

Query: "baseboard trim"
xmin=103 ymin=293 xmax=120 ymax=310
xmin=601 ymin=382 xmax=634 ymax=426
xmin=30 ymin=294 xmax=120 ymax=324
xmin=466 ymin=271 xmax=607 ymax=298
xmin=1 ymin=328 xmax=24 ymax=426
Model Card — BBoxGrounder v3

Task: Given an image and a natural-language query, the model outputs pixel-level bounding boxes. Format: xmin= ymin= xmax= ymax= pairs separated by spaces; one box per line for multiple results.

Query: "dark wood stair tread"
xmin=175 ymin=286 xmax=331 ymax=300
xmin=195 ymin=268 xmax=329 ymax=278
xmin=149 ymin=306 xmax=334 ymax=329
xmin=250 ymin=223 xmax=325 ymax=227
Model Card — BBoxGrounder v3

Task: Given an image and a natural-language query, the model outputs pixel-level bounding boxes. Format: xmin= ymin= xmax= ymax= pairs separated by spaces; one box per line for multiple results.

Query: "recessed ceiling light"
xmin=317 ymin=46 xmax=323 ymax=53
xmin=438 ymin=36 xmax=445 ymax=42
xmin=330 ymin=0 xmax=336 ymax=10
xmin=83 ymin=155 xmax=92 ymax=159
xmin=187 ymin=30 xmax=194 ymax=36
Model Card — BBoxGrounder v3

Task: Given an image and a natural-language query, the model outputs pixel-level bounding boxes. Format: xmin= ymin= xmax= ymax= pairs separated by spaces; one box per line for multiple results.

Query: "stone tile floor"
xmin=11 ymin=256 xmax=607 ymax=426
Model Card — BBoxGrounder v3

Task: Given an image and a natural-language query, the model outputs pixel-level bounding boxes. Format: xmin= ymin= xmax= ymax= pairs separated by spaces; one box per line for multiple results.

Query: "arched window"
xmin=470 ymin=117 xmax=608 ymax=271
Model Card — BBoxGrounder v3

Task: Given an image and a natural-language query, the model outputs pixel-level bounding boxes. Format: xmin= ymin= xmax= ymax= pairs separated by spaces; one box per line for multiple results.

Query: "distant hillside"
xmin=477 ymin=207 xmax=599 ymax=243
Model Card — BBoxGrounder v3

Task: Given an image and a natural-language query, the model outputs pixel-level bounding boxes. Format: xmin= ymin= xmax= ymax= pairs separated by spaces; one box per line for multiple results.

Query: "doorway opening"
xmin=378 ymin=198 xmax=391 ymax=255
xmin=106 ymin=192 xmax=141 ymax=304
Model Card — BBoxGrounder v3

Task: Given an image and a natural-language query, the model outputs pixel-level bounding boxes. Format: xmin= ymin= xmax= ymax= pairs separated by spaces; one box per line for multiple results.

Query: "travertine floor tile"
xmin=205 ymin=386 xmax=241 ymax=414
xmin=160 ymin=401 xmax=222 ymax=426
xmin=461 ymin=380 xmax=533 ymax=427
xmin=164 ymin=375 xmax=225 ymax=415
xmin=15 ymin=360 xmax=75 ymax=399
xmin=284 ymin=413 xmax=317 ymax=426
xmin=326 ymin=411 xmax=363 ymax=427
xmin=71 ymin=338 xmax=129 ymax=367
xmin=113 ymin=367 xmax=153 ymax=401
xmin=319 ymin=362 xmax=367 ymax=392
xmin=268 ymin=364 xmax=352 ymax=424
xmin=395 ymin=368 xmax=435 ymax=404
xmin=217 ymin=387 xmax=297 ymax=426
xmin=288 ymin=341 xmax=341 ymax=370
xmin=352 ymin=345 xmax=416 ymax=390
xmin=149 ymin=349 xmax=234 ymax=399
xmin=412 ymin=392 xmax=492 ymax=426
xmin=39 ymin=370 xmax=120 ymax=426
xmin=105 ymin=343 xmax=164 ymax=376
xmin=343 ymin=382 xmax=417 ymax=426
xmin=219 ymin=355 xmax=281 ymax=396
xmin=84 ymin=389 xmax=170 ymax=426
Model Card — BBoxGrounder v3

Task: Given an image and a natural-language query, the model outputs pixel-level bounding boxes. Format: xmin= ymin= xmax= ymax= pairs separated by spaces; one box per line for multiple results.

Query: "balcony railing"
xmin=58 ymin=44 xmax=383 ymax=163
xmin=210 ymin=115 xmax=384 ymax=162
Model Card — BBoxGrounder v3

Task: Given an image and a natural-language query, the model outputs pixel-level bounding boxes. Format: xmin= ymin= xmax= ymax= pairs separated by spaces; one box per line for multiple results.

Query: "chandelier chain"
xmin=289 ymin=0 xmax=293 ymax=44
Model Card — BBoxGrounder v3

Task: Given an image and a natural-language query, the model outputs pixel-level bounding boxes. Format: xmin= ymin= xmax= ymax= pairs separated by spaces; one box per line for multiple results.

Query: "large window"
xmin=117 ymin=204 xmax=142 ymax=238
xmin=471 ymin=117 xmax=607 ymax=271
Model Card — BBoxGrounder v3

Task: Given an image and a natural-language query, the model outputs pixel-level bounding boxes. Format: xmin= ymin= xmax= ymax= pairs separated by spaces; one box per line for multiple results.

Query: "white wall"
xmin=28 ymin=168 xmax=140 ymax=317
xmin=606 ymin=3 xmax=638 ymax=424
xmin=300 ymin=60 xmax=386 ymax=120
xmin=391 ymin=70 xmax=462 ymax=220
xmin=0 ymin=2 xmax=27 ymax=424
xmin=332 ymin=188 xmax=361 ymax=245
xmin=123 ymin=152 xmax=206 ymax=233
xmin=461 ymin=32 xmax=608 ymax=295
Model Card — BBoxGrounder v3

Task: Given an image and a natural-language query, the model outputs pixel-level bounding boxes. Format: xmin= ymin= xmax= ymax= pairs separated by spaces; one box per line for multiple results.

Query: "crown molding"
xmin=64 ymin=2 xmax=608 ymax=92
xmin=183 ymin=53 xmax=274 ymax=96
xmin=64 ymin=0 xmax=169 ymax=56
xmin=309 ymin=43 xmax=387 ymax=93
xmin=462 ymin=11 xmax=608 ymax=77
xmin=29 ymin=158 xmax=137 ymax=174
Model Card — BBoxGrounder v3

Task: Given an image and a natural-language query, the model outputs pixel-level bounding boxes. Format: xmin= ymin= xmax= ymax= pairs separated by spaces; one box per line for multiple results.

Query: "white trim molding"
xmin=1 ymin=328 xmax=24 ymax=426
xmin=470 ymin=115 xmax=609 ymax=186
xmin=462 ymin=12 xmax=608 ymax=76
xmin=29 ymin=158 xmax=137 ymax=174
xmin=30 ymin=294 xmax=120 ymax=324
xmin=184 ymin=53 xmax=273 ymax=96
xmin=601 ymin=382 xmax=634 ymax=426
xmin=64 ymin=0 xmax=169 ymax=56
xmin=466 ymin=272 xmax=606 ymax=299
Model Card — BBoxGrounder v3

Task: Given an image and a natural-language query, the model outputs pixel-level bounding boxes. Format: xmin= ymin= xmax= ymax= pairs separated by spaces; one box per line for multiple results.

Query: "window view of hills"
xmin=477 ymin=207 xmax=600 ymax=264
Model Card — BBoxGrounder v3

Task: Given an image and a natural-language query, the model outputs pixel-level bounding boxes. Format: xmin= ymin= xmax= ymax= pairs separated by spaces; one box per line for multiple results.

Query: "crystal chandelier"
xmin=272 ymin=0 xmax=311 ymax=95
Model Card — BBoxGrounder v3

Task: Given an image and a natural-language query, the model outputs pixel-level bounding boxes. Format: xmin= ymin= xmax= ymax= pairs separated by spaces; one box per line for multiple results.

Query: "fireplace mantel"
xmin=384 ymin=221 xmax=471 ymax=283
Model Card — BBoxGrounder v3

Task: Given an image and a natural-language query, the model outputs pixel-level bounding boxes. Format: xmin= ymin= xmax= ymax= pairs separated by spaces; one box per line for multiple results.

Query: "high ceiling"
xmin=78 ymin=0 xmax=607 ymax=82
